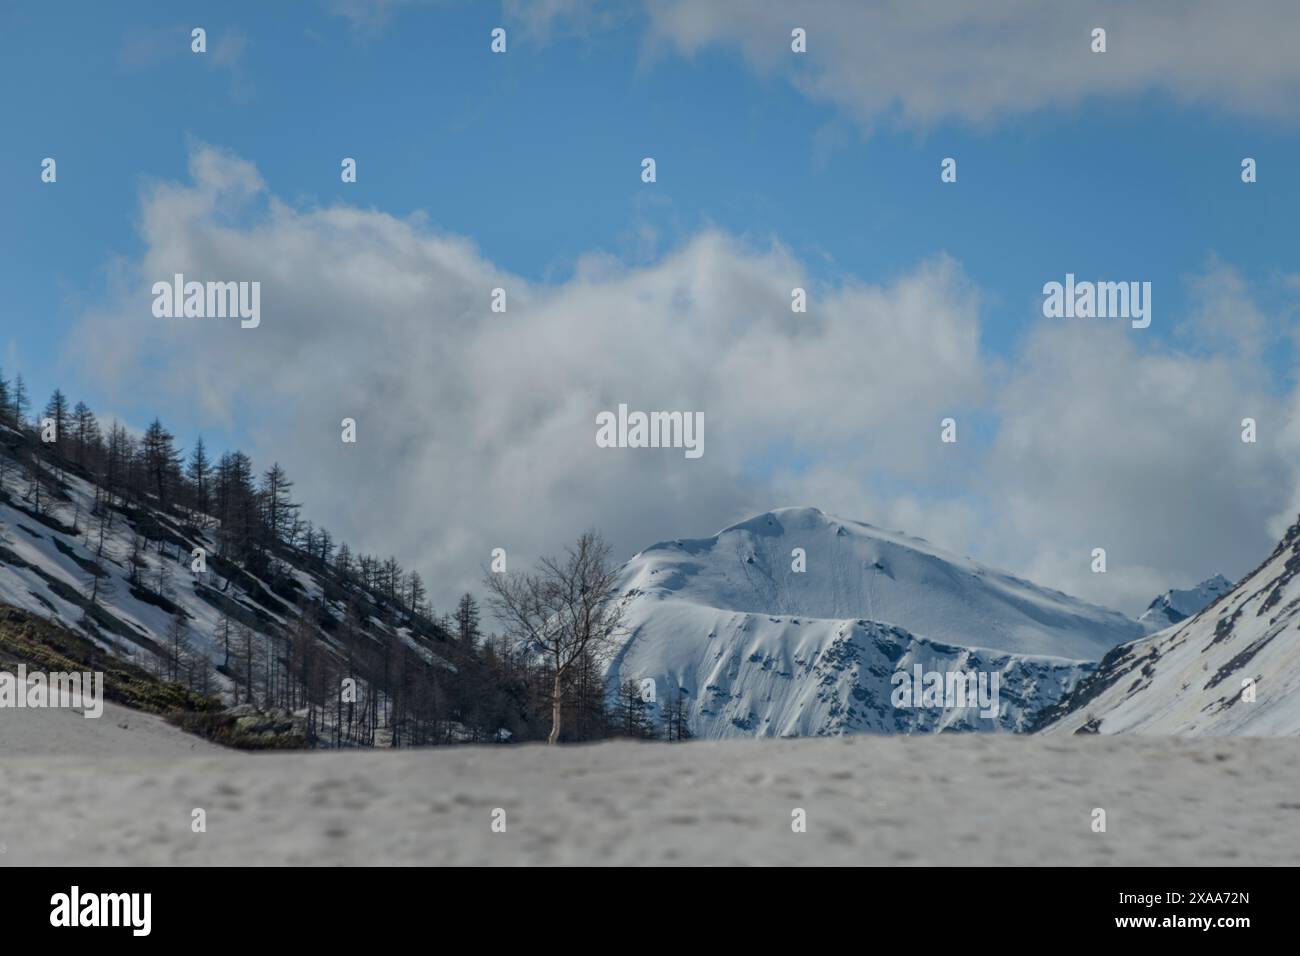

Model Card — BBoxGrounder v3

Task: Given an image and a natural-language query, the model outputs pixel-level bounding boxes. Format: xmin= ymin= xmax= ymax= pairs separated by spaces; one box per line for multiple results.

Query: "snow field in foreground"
xmin=2 ymin=735 xmax=1295 ymax=865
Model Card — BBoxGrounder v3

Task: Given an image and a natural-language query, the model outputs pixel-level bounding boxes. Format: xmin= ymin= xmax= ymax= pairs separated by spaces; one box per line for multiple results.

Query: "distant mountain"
xmin=1138 ymin=574 xmax=1233 ymax=632
xmin=1036 ymin=519 xmax=1300 ymax=736
xmin=608 ymin=507 xmax=1145 ymax=737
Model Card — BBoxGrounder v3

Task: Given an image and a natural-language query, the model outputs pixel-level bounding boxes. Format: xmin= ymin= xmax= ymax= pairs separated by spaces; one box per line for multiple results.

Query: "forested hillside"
xmin=0 ymin=370 xmax=654 ymax=746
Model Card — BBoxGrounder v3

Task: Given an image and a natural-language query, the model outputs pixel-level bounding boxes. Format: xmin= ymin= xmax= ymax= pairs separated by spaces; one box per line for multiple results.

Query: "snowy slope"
xmin=0 ymin=469 xmax=445 ymax=688
xmin=2 ymin=687 xmax=220 ymax=756
xmin=1138 ymin=574 xmax=1233 ymax=632
xmin=0 ymin=423 xmax=451 ymax=727
xmin=608 ymin=507 xmax=1145 ymax=737
xmin=1040 ymin=518 xmax=1300 ymax=735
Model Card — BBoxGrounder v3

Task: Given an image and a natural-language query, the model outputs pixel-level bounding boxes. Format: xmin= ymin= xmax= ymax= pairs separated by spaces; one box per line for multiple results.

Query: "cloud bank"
xmin=70 ymin=146 xmax=1300 ymax=615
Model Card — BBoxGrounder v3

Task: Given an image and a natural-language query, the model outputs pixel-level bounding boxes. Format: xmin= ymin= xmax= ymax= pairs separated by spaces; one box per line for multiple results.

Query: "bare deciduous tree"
xmin=484 ymin=530 xmax=625 ymax=744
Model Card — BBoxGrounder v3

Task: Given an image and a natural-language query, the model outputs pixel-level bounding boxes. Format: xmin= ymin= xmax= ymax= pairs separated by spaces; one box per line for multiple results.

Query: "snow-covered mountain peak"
xmin=610 ymin=508 xmax=1145 ymax=738
xmin=1138 ymin=574 xmax=1234 ymax=631
xmin=622 ymin=506 xmax=1141 ymax=661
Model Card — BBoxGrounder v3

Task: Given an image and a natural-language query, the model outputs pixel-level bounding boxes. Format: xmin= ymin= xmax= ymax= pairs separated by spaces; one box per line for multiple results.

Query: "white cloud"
xmin=1182 ymin=257 xmax=1270 ymax=359
xmin=69 ymin=147 xmax=1300 ymax=616
xmin=985 ymin=320 xmax=1294 ymax=611
xmin=70 ymin=145 xmax=984 ymax=609
xmin=641 ymin=0 xmax=1300 ymax=129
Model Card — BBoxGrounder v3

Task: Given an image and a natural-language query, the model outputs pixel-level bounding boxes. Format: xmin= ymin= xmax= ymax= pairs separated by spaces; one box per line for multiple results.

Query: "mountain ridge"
xmin=1138 ymin=574 xmax=1234 ymax=632
xmin=609 ymin=506 xmax=1146 ymax=737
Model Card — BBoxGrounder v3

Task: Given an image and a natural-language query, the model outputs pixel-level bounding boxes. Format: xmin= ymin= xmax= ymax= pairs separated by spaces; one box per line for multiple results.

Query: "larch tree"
xmin=71 ymin=401 xmax=99 ymax=467
xmin=456 ymin=592 xmax=481 ymax=646
xmin=484 ymin=531 xmax=625 ymax=745
xmin=42 ymin=389 xmax=70 ymax=454
xmin=11 ymin=374 xmax=30 ymax=428
xmin=187 ymin=436 xmax=211 ymax=523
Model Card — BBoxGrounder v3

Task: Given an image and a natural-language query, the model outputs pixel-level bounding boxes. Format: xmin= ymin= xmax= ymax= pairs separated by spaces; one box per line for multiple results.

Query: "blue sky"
xmin=3 ymin=0 xmax=1300 ymax=611
xmin=6 ymin=1 xmax=1296 ymax=411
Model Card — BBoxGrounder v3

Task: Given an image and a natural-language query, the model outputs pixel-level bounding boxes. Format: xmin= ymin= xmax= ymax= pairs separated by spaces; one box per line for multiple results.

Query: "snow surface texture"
xmin=608 ymin=508 xmax=1145 ymax=736
xmin=1 ymin=690 xmax=218 ymax=757
xmin=1044 ymin=520 xmax=1300 ymax=735
xmin=2 ymin=736 xmax=1295 ymax=865
xmin=1138 ymin=574 xmax=1233 ymax=631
